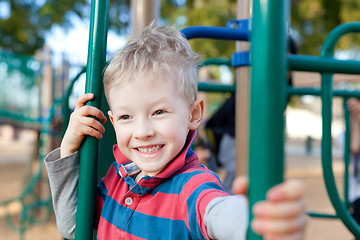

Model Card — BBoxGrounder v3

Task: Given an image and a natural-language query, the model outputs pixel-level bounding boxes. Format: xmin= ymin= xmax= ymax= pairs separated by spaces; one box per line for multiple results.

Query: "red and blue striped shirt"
xmin=94 ymin=130 xmax=229 ymax=239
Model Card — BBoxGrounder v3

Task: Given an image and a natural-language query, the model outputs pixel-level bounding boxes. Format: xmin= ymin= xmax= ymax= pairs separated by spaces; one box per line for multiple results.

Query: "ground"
xmin=0 ymin=131 xmax=356 ymax=240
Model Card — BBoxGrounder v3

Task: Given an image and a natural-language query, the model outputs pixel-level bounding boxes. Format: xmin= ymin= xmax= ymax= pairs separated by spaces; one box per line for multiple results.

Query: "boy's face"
xmin=108 ymin=78 xmax=203 ymax=177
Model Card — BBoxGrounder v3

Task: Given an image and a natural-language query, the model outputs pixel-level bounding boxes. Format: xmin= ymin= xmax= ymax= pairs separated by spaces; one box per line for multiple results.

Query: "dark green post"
xmin=343 ymin=98 xmax=350 ymax=207
xmin=249 ymin=1 xmax=287 ymax=239
xmin=75 ymin=0 xmax=109 ymax=239
xmin=320 ymin=22 xmax=360 ymax=237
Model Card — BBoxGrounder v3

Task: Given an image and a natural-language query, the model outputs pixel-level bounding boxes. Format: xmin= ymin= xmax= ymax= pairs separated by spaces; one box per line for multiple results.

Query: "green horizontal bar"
xmin=288 ymin=87 xmax=360 ymax=98
xmin=200 ymin=58 xmax=232 ymax=67
xmin=288 ymin=55 xmax=360 ymax=74
xmin=0 ymin=110 xmax=41 ymax=124
xmin=197 ymin=82 xmax=236 ymax=93
xmin=308 ymin=212 xmax=338 ymax=219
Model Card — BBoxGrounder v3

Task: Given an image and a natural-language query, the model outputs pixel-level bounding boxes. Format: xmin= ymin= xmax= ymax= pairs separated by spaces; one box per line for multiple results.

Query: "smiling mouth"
xmin=136 ymin=145 xmax=163 ymax=153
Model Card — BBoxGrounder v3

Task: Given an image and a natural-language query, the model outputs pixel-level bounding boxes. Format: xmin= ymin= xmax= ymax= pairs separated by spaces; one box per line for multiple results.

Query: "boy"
xmin=45 ymin=25 xmax=306 ymax=240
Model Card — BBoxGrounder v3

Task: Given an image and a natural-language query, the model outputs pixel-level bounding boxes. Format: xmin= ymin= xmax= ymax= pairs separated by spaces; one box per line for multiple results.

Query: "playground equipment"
xmin=0 ymin=50 xmax=71 ymax=239
xmin=0 ymin=52 xmax=42 ymax=127
xmin=54 ymin=1 xmax=360 ymax=240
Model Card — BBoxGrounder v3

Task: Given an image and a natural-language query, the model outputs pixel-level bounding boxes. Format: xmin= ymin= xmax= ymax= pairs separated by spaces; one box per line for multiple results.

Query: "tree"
xmin=291 ymin=0 xmax=360 ymax=55
xmin=0 ymin=0 xmax=239 ymax=56
xmin=161 ymin=0 xmax=237 ymax=59
xmin=0 ymin=0 xmax=131 ymax=55
xmin=0 ymin=0 xmax=84 ymax=55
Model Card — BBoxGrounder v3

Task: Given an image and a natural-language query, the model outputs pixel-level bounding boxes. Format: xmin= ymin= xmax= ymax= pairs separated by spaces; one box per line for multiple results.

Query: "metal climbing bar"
xmin=320 ymin=22 xmax=360 ymax=237
xmin=248 ymin=1 xmax=288 ymax=239
xmin=288 ymin=55 xmax=360 ymax=74
xmin=288 ymin=87 xmax=360 ymax=98
xmin=181 ymin=25 xmax=249 ymax=41
xmin=198 ymin=58 xmax=235 ymax=93
xmin=75 ymin=0 xmax=109 ymax=239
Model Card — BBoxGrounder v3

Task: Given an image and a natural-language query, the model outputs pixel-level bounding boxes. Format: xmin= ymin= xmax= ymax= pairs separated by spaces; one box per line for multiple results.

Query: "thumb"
xmin=232 ymin=176 xmax=249 ymax=195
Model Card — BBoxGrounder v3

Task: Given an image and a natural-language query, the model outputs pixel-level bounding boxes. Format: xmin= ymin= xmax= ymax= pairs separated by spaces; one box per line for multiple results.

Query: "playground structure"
xmin=0 ymin=48 xmax=73 ymax=239
xmin=2 ymin=0 xmax=360 ymax=239
xmin=73 ymin=1 xmax=360 ymax=240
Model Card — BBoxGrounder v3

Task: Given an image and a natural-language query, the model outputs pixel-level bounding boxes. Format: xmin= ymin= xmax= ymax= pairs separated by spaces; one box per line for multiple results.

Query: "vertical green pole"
xmin=249 ymin=1 xmax=287 ymax=239
xmin=75 ymin=0 xmax=109 ymax=239
xmin=343 ymin=98 xmax=350 ymax=207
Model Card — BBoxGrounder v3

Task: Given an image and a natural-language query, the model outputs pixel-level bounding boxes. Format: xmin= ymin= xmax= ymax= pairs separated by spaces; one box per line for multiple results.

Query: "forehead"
xmin=107 ymin=76 xmax=189 ymax=108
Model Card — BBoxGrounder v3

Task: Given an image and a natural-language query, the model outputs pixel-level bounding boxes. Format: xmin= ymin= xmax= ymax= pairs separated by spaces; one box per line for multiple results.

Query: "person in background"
xmin=347 ymin=97 xmax=360 ymax=224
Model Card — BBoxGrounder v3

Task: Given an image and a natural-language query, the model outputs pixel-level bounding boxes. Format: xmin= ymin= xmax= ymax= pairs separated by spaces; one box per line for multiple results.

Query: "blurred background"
xmin=1 ymin=0 xmax=360 ymax=239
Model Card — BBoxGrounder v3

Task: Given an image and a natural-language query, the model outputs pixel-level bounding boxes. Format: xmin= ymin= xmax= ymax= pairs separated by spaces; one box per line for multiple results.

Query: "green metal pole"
xmin=288 ymin=54 xmax=360 ymax=74
xmin=343 ymin=98 xmax=350 ymax=208
xmin=75 ymin=0 xmax=109 ymax=239
xmin=320 ymin=22 xmax=360 ymax=238
xmin=288 ymin=87 xmax=360 ymax=98
xmin=249 ymin=1 xmax=287 ymax=239
xmin=62 ymin=67 xmax=87 ymax=135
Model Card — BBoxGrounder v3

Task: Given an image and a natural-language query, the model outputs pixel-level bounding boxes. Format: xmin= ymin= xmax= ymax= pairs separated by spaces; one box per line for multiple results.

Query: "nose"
xmin=133 ymin=118 xmax=155 ymax=139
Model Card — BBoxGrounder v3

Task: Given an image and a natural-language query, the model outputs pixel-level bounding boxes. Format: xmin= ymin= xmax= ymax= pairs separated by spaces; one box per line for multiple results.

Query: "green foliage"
xmin=0 ymin=0 xmax=131 ymax=55
xmin=5 ymin=0 xmax=359 ymax=58
xmin=291 ymin=0 xmax=360 ymax=55
xmin=162 ymin=0 xmax=237 ymax=59
xmin=0 ymin=0 xmax=89 ymax=55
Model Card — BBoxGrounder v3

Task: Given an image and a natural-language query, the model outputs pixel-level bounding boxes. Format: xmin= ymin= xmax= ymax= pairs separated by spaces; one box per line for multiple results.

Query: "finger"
xmin=266 ymin=179 xmax=304 ymax=202
xmin=232 ymin=176 xmax=249 ymax=195
xmin=253 ymin=199 xmax=306 ymax=219
xmin=75 ymin=93 xmax=94 ymax=109
xmin=251 ymin=215 xmax=307 ymax=235
xmin=76 ymin=105 xmax=107 ymax=124
xmin=78 ymin=117 xmax=106 ymax=134
xmin=263 ymin=231 xmax=305 ymax=240
xmin=76 ymin=124 xmax=104 ymax=139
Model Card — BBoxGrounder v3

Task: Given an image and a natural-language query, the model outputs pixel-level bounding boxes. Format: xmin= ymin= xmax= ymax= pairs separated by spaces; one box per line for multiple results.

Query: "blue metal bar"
xmin=181 ymin=25 xmax=249 ymax=41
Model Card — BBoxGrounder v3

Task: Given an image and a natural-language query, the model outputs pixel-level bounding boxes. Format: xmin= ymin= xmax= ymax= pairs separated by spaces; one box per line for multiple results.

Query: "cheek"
xmin=113 ymin=125 xmax=130 ymax=145
xmin=160 ymin=120 xmax=189 ymax=144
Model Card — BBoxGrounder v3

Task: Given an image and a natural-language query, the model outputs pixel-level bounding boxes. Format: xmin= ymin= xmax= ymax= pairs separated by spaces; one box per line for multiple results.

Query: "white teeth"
xmin=137 ymin=145 xmax=161 ymax=153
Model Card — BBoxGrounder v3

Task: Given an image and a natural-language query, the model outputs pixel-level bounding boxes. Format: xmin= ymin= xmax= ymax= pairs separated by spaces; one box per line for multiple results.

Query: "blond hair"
xmin=103 ymin=24 xmax=200 ymax=107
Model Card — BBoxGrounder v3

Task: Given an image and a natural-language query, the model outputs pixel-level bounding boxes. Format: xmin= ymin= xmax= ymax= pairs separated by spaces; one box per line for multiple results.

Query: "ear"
xmin=188 ymin=98 xmax=204 ymax=130
xmin=108 ymin=110 xmax=115 ymax=126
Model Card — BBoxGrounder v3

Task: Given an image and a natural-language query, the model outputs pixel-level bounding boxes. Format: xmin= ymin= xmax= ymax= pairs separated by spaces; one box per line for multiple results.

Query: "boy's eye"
xmin=154 ymin=110 xmax=165 ymax=115
xmin=119 ymin=115 xmax=131 ymax=120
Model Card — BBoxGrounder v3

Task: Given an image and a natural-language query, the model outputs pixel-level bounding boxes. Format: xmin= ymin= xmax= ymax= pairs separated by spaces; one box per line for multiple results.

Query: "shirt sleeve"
xmin=44 ymin=148 xmax=80 ymax=240
xmin=204 ymin=195 xmax=248 ymax=240
xmin=179 ymin=170 xmax=230 ymax=239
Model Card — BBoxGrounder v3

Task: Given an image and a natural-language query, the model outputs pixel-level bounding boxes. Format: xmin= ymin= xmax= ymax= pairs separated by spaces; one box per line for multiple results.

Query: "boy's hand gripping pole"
xmin=75 ymin=0 xmax=109 ymax=239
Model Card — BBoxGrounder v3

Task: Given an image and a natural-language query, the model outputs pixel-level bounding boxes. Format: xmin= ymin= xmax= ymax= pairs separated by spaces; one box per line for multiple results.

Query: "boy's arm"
xmin=45 ymin=148 xmax=80 ymax=240
xmin=45 ymin=93 xmax=107 ymax=239
xmin=205 ymin=178 xmax=307 ymax=240
xmin=205 ymin=195 xmax=248 ymax=240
